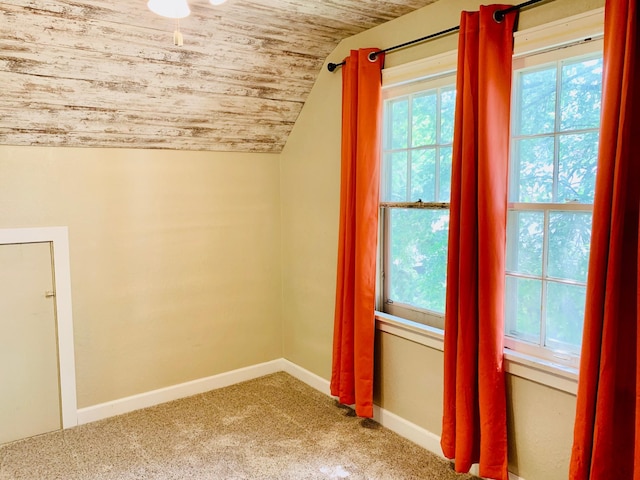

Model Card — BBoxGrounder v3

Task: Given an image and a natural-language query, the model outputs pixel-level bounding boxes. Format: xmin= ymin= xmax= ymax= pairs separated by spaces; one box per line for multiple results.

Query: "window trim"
xmin=377 ymin=7 xmax=604 ymax=388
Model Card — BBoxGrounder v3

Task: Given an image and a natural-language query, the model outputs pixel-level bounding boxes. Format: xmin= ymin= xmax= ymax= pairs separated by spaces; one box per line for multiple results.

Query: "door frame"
xmin=0 ymin=227 xmax=78 ymax=429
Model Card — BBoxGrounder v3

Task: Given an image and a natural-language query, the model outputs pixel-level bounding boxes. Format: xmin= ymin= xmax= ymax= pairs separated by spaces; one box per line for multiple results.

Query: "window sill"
xmin=375 ymin=311 xmax=578 ymax=395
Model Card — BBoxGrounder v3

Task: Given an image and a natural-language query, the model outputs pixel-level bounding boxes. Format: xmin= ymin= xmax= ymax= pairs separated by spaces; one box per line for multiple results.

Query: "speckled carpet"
xmin=0 ymin=372 xmax=477 ymax=479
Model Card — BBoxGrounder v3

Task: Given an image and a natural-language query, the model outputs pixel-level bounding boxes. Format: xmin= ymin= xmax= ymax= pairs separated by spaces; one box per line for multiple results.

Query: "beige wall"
xmin=280 ymin=1 xmax=603 ymax=479
xmin=0 ymin=0 xmax=605 ymax=476
xmin=0 ymin=146 xmax=282 ymax=408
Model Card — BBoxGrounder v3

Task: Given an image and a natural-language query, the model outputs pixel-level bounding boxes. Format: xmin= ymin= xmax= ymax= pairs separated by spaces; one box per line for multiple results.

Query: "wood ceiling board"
xmin=0 ymin=0 xmax=438 ymax=152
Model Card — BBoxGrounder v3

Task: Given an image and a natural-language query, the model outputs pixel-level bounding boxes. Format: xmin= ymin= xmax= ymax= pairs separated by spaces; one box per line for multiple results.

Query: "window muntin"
xmin=505 ymin=45 xmax=603 ymax=366
xmin=381 ymin=79 xmax=455 ymax=327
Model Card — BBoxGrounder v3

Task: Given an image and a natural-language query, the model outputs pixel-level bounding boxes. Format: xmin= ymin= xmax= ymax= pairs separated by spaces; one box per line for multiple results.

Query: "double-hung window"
xmin=378 ymin=10 xmax=604 ymax=370
xmin=505 ymin=41 xmax=603 ymax=367
xmin=380 ymin=75 xmax=455 ymax=329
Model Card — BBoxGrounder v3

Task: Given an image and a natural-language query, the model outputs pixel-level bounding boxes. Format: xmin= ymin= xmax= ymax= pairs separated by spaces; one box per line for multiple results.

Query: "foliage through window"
xmin=380 ymin=77 xmax=455 ymax=328
xmin=505 ymin=44 xmax=603 ymax=366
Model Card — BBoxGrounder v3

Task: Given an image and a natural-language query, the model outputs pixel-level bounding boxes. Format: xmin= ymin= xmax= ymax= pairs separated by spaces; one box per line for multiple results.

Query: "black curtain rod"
xmin=327 ymin=0 xmax=548 ymax=72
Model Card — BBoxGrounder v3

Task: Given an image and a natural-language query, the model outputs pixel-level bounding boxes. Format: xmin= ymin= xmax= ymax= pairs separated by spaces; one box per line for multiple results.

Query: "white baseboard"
xmin=372 ymin=404 xmax=444 ymax=458
xmin=279 ymin=359 xmax=332 ymax=396
xmin=76 ymin=359 xmax=285 ymax=425
xmin=279 ymin=361 xmax=445 ymax=458
xmin=75 ymin=358 xmax=525 ymax=480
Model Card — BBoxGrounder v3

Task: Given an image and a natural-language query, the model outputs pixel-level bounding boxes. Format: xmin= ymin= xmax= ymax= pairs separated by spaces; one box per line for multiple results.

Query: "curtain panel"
xmin=570 ymin=0 xmax=640 ymax=478
xmin=330 ymin=48 xmax=384 ymax=418
xmin=441 ymin=6 xmax=517 ymax=480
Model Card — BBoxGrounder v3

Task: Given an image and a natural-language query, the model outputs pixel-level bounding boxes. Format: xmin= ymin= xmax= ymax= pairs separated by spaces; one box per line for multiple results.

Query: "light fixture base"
xmin=147 ymin=0 xmax=191 ymax=19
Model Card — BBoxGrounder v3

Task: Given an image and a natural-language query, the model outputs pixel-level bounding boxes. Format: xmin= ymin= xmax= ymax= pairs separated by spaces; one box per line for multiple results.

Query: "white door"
xmin=0 ymin=242 xmax=61 ymax=445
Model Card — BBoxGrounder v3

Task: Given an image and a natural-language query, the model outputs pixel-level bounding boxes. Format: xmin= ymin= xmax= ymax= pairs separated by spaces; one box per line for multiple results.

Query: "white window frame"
xmin=376 ymin=7 xmax=605 ymax=393
xmin=380 ymin=74 xmax=456 ymax=330
xmin=506 ymin=38 xmax=603 ymax=369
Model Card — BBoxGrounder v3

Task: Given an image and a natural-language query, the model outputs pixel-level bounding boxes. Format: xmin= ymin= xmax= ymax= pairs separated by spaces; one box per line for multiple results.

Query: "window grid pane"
xmin=506 ymin=210 xmax=544 ymax=276
xmin=547 ymin=211 xmax=592 ymax=282
xmin=505 ymin=275 xmax=542 ymax=344
xmin=412 ymin=93 xmax=437 ymax=147
xmin=516 ymin=66 xmax=557 ymax=136
xmin=410 ymin=148 xmax=436 ymax=201
xmin=389 ymin=98 xmax=409 ymax=150
xmin=559 ymin=57 xmax=603 ymax=132
xmin=544 ymin=281 xmax=585 ymax=354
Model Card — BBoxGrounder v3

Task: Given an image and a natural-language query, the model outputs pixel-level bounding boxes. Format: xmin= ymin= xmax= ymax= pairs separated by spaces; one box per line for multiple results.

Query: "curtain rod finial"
xmin=328 ymin=61 xmax=346 ymax=72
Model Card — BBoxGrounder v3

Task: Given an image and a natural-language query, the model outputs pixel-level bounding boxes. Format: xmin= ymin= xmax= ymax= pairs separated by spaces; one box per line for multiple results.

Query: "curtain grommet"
xmin=368 ymin=52 xmax=378 ymax=62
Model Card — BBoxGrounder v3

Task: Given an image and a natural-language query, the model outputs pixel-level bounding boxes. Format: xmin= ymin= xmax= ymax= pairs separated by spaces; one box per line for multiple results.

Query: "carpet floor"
xmin=0 ymin=372 xmax=478 ymax=479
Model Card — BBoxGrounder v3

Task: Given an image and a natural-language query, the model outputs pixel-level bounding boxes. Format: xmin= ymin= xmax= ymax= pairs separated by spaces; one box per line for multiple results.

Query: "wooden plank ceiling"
xmin=0 ymin=0 xmax=438 ymax=153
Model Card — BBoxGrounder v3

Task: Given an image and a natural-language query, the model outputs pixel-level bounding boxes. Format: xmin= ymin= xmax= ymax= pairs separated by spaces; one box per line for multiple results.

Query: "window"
xmin=378 ymin=12 xmax=604 ymax=367
xmin=505 ymin=42 xmax=603 ymax=367
xmin=380 ymin=75 xmax=455 ymax=329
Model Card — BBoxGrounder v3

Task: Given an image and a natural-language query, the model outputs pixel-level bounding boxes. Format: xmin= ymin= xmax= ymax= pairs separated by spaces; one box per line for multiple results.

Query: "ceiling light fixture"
xmin=148 ymin=0 xmax=229 ymax=45
xmin=147 ymin=0 xmax=191 ymax=19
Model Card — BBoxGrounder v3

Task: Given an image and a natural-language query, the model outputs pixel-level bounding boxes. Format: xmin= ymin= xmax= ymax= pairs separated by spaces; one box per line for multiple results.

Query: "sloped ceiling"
xmin=0 ymin=0 xmax=438 ymax=153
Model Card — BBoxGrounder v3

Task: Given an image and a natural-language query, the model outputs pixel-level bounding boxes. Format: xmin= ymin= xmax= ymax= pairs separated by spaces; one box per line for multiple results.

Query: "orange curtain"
xmin=569 ymin=0 xmax=640 ymax=478
xmin=441 ymin=6 xmax=516 ymax=480
xmin=330 ymin=48 xmax=384 ymax=418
